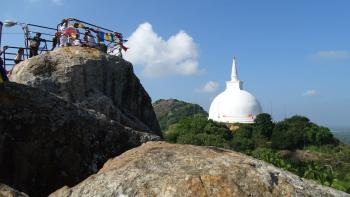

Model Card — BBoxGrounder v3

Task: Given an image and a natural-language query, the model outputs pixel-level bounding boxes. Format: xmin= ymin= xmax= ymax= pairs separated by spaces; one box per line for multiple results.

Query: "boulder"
xmin=10 ymin=47 xmax=161 ymax=136
xmin=0 ymin=184 xmax=28 ymax=197
xmin=0 ymin=82 xmax=161 ymax=196
xmin=50 ymin=142 xmax=349 ymax=197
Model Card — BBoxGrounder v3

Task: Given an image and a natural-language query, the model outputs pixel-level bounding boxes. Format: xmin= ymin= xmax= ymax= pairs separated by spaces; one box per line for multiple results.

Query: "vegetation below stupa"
xmin=153 ymin=99 xmax=350 ymax=193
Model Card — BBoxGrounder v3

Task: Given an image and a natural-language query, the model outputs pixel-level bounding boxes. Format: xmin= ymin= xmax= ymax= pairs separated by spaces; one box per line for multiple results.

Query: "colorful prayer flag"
xmin=122 ymin=44 xmax=128 ymax=51
xmin=105 ymin=33 xmax=111 ymax=41
xmin=99 ymin=31 xmax=105 ymax=42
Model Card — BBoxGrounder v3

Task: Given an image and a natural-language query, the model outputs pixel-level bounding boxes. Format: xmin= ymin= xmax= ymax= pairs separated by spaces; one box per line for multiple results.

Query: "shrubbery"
xmin=165 ymin=114 xmax=232 ymax=148
xmin=165 ymin=113 xmax=338 ymax=152
xmin=271 ymin=116 xmax=338 ymax=149
xmin=251 ymin=148 xmax=334 ymax=186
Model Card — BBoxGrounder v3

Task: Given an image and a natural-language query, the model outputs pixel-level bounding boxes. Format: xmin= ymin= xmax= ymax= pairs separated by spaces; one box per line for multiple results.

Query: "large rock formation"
xmin=2 ymin=48 xmax=162 ymax=196
xmin=50 ymin=142 xmax=349 ymax=197
xmin=0 ymin=82 xmax=161 ymax=196
xmin=10 ymin=47 xmax=161 ymax=135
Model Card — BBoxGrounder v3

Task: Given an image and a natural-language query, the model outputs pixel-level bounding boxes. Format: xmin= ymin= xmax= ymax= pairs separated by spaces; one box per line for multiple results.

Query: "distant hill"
xmin=332 ymin=128 xmax=350 ymax=144
xmin=153 ymin=99 xmax=208 ymax=131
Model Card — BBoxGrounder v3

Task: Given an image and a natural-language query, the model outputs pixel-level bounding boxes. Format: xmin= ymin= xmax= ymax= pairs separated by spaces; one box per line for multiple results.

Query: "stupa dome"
xmin=209 ymin=57 xmax=262 ymax=123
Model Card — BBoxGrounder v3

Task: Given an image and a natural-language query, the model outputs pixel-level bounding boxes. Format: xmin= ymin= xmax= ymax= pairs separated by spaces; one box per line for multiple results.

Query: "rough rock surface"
xmin=0 ymin=184 xmax=29 ymax=197
xmin=10 ymin=47 xmax=161 ymax=135
xmin=50 ymin=142 xmax=349 ymax=197
xmin=0 ymin=82 xmax=161 ymax=197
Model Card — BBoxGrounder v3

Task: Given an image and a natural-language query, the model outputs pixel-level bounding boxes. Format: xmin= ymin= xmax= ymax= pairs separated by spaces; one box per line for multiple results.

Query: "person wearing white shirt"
xmin=59 ymin=20 xmax=69 ymax=47
xmin=88 ymin=35 xmax=97 ymax=48
xmin=73 ymin=39 xmax=82 ymax=46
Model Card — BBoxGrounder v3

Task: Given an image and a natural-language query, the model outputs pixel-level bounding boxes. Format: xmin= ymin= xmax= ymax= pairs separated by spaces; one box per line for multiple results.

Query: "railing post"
xmin=0 ymin=21 xmax=3 ymax=49
xmin=3 ymin=47 xmax=6 ymax=72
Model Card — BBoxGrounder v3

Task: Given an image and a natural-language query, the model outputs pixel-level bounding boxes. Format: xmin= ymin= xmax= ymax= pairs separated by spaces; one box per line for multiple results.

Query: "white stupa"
xmin=209 ymin=57 xmax=262 ymax=123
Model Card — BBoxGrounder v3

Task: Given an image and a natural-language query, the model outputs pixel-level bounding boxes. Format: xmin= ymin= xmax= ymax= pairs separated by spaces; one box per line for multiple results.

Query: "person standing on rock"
xmin=83 ymin=30 xmax=96 ymax=48
xmin=59 ymin=19 xmax=69 ymax=47
xmin=29 ymin=33 xmax=43 ymax=57
xmin=82 ymin=31 xmax=88 ymax=47
xmin=0 ymin=57 xmax=9 ymax=83
xmin=72 ymin=32 xmax=82 ymax=46
xmin=83 ymin=31 xmax=91 ymax=47
xmin=9 ymin=48 xmax=25 ymax=77
xmin=88 ymin=32 xmax=97 ymax=48
xmin=51 ymin=31 xmax=61 ymax=50
xmin=14 ymin=48 xmax=24 ymax=64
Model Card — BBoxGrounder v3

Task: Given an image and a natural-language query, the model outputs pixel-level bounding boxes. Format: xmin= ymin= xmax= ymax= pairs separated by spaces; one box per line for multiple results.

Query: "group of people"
xmin=50 ymin=18 xmax=128 ymax=58
xmin=25 ymin=18 xmax=128 ymax=60
xmin=1 ymin=18 xmax=128 ymax=83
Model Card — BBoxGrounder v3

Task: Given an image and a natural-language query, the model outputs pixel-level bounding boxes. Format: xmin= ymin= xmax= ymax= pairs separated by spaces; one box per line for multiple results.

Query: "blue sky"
xmin=1 ymin=0 xmax=350 ymax=128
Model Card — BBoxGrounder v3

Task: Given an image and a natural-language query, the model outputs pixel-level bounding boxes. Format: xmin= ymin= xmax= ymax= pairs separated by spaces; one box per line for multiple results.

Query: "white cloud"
xmin=303 ymin=89 xmax=317 ymax=97
xmin=196 ymin=81 xmax=219 ymax=93
xmin=124 ymin=22 xmax=200 ymax=78
xmin=312 ymin=50 xmax=350 ymax=60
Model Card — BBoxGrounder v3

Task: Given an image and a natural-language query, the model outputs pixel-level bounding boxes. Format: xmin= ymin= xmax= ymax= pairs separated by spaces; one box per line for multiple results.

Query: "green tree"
xmin=315 ymin=127 xmax=336 ymax=146
xmin=304 ymin=123 xmax=319 ymax=144
xmin=230 ymin=137 xmax=254 ymax=152
xmin=270 ymin=115 xmax=337 ymax=149
xmin=164 ymin=126 xmax=180 ymax=143
xmin=254 ymin=113 xmax=274 ymax=139
xmin=271 ymin=122 xmax=296 ymax=149
xmin=177 ymin=133 xmax=202 ymax=145
xmin=234 ymin=124 xmax=253 ymax=138
xmin=164 ymin=114 xmax=232 ymax=148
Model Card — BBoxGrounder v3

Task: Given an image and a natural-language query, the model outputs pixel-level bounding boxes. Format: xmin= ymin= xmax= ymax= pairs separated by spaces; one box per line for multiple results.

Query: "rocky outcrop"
xmin=0 ymin=184 xmax=29 ymax=197
xmin=50 ymin=142 xmax=349 ymax=197
xmin=10 ymin=47 xmax=161 ymax=136
xmin=0 ymin=82 xmax=160 ymax=196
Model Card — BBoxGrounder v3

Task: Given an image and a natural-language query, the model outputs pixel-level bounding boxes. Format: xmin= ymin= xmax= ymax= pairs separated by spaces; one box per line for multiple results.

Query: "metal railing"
xmin=0 ymin=22 xmax=57 ymax=72
xmin=24 ymin=23 xmax=57 ymax=58
xmin=0 ymin=18 xmax=126 ymax=73
xmin=1 ymin=45 xmax=51 ymax=72
xmin=0 ymin=21 xmax=3 ymax=48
